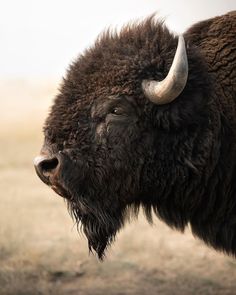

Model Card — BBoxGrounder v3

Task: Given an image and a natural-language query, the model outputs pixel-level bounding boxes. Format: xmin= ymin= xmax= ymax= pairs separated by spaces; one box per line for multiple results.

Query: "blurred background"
xmin=1 ymin=1 xmax=236 ymax=294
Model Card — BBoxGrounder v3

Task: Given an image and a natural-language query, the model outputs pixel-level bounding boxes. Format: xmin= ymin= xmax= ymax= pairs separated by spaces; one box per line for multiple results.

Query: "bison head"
xmin=34 ymin=18 xmax=210 ymax=259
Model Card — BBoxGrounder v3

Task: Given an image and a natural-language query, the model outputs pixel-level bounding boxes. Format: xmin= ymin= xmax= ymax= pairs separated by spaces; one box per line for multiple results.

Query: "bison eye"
xmin=110 ymin=107 xmax=122 ymax=115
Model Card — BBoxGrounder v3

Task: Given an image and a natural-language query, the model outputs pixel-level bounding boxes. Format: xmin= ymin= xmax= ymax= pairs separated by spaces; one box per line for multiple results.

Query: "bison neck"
xmin=140 ymin=100 xmax=236 ymax=256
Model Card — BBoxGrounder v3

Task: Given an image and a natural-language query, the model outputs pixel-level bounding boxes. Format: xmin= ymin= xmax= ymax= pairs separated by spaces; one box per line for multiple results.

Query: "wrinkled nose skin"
xmin=34 ymin=153 xmax=59 ymax=185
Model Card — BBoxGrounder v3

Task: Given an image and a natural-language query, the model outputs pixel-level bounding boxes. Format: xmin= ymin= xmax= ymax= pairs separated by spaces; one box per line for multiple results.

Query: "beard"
xmin=53 ymin=151 xmax=135 ymax=259
xmin=66 ymin=192 xmax=126 ymax=259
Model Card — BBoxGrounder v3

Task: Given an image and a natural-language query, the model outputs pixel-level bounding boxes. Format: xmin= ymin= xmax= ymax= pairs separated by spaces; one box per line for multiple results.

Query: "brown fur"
xmin=36 ymin=12 xmax=236 ymax=259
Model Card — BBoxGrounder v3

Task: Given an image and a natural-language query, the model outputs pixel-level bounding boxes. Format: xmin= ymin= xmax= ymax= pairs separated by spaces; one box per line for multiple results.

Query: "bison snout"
xmin=34 ymin=154 xmax=59 ymax=185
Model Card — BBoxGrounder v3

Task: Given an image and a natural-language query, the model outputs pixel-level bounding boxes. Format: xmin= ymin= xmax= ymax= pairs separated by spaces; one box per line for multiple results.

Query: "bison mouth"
xmin=34 ymin=150 xmax=125 ymax=259
xmin=34 ymin=152 xmax=72 ymax=199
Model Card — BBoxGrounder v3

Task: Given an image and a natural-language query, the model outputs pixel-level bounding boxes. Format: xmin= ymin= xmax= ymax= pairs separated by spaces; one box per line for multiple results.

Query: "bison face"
xmin=35 ymin=90 xmax=152 ymax=258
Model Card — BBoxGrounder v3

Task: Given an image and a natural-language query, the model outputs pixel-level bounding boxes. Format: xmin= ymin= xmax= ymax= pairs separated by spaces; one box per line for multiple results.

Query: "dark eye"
xmin=111 ymin=107 xmax=122 ymax=115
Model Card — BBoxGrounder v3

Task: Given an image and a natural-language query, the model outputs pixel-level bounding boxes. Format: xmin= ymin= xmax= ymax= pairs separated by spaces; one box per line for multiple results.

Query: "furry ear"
xmin=144 ymin=45 xmax=211 ymax=131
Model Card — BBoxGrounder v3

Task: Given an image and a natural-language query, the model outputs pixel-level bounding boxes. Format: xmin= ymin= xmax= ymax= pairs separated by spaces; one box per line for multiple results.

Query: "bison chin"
xmin=67 ymin=198 xmax=126 ymax=259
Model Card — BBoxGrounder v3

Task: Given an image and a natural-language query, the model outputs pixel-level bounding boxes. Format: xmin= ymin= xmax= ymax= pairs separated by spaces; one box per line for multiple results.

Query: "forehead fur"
xmin=44 ymin=16 xmax=183 ymax=140
xmin=62 ymin=16 xmax=176 ymax=102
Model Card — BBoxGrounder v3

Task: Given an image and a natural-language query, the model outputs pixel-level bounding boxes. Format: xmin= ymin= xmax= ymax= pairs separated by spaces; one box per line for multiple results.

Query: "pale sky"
xmin=0 ymin=0 xmax=235 ymax=78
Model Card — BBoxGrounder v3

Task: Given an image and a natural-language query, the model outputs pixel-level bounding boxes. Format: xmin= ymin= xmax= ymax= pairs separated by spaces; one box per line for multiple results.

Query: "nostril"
xmin=34 ymin=155 xmax=59 ymax=184
xmin=40 ymin=157 xmax=59 ymax=173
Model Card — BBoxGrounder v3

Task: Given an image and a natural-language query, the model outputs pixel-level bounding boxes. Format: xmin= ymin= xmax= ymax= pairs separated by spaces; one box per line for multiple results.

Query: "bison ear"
xmin=142 ymin=35 xmax=188 ymax=105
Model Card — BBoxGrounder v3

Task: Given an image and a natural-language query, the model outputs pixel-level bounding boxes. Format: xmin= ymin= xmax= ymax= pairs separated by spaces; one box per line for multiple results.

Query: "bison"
xmin=34 ymin=11 xmax=236 ymax=259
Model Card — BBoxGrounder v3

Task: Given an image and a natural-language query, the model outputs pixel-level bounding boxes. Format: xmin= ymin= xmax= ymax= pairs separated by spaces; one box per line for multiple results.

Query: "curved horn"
xmin=142 ymin=35 xmax=188 ymax=105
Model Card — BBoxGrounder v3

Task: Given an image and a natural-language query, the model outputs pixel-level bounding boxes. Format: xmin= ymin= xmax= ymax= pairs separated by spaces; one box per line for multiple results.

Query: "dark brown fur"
xmin=39 ymin=11 xmax=236 ymax=259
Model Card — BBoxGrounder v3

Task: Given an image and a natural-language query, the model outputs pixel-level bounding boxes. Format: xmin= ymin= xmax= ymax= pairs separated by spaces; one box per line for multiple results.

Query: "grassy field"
xmin=1 ymin=79 xmax=236 ymax=295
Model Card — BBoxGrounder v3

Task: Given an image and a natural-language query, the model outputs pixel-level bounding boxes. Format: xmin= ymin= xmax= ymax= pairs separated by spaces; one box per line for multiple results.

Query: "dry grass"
xmin=1 ymin=79 xmax=236 ymax=295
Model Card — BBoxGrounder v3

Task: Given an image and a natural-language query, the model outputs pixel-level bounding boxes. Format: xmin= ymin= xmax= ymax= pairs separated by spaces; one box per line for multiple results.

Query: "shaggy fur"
xmin=39 ymin=11 xmax=236 ymax=259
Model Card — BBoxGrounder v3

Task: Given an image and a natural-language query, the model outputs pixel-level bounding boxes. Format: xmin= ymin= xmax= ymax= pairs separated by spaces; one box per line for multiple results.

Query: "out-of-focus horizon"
xmin=0 ymin=0 xmax=235 ymax=79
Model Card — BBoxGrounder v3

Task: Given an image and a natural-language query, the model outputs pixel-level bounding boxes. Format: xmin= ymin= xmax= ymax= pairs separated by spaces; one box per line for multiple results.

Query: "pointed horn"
xmin=142 ymin=35 xmax=188 ymax=105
